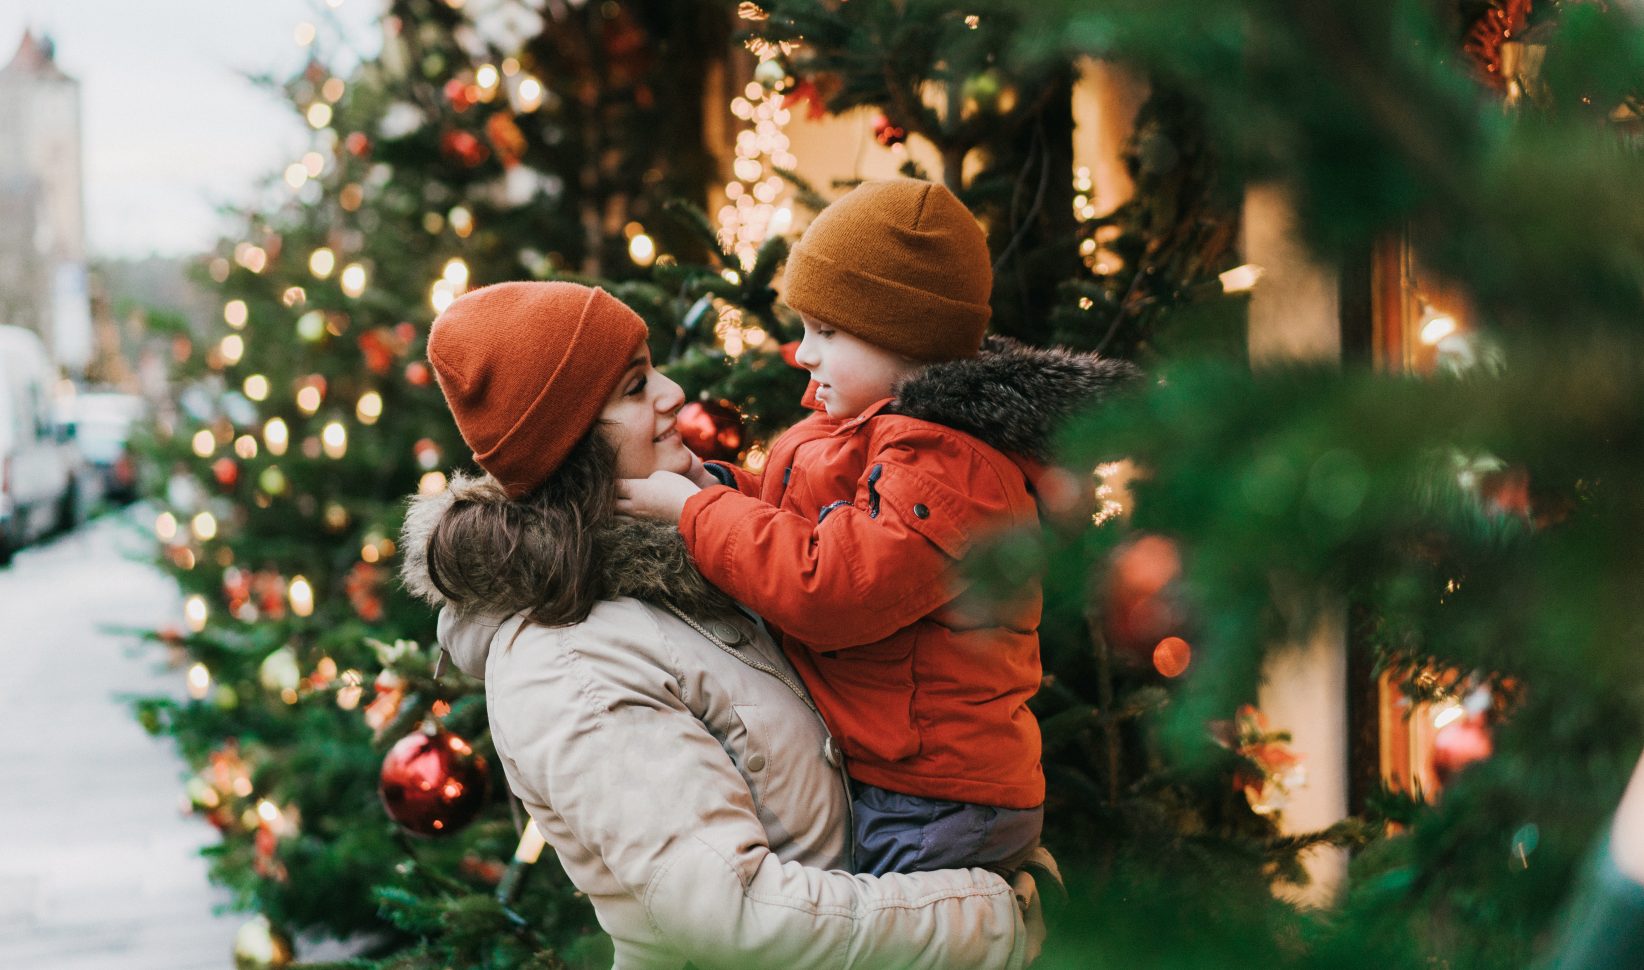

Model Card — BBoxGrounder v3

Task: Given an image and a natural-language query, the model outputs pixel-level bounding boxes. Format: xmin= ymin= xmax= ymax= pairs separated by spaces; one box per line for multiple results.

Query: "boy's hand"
xmin=616 ymin=471 xmax=701 ymax=523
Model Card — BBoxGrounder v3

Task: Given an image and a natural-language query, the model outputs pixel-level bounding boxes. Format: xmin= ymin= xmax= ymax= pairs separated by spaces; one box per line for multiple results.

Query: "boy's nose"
xmin=794 ymin=335 xmax=820 ymax=368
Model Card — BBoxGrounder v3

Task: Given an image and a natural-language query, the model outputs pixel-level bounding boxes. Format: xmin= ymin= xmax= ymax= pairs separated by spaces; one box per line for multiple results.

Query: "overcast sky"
xmin=1 ymin=0 xmax=381 ymax=259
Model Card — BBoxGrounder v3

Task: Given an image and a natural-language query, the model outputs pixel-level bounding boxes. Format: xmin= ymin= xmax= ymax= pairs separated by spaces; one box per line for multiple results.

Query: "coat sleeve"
xmin=679 ymin=425 xmax=1020 ymax=648
xmin=702 ymin=460 xmax=762 ymax=496
xmin=491 ymin=608 xmax=1028 ymax=970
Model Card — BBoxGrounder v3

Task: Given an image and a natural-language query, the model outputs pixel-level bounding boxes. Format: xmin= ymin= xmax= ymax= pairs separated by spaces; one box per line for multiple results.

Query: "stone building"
xmin=0 ymin=30 xmax=91 ymax=371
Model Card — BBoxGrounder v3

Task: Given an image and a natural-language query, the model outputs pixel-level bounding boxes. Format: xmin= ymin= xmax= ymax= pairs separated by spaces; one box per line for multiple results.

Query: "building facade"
xmin=0 ymin=31 xmax=91 ymax=372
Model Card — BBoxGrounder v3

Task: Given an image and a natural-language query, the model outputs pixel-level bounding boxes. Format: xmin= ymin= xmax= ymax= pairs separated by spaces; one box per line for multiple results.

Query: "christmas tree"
xmin=136 ymin=0 xmax=1644 ymax=966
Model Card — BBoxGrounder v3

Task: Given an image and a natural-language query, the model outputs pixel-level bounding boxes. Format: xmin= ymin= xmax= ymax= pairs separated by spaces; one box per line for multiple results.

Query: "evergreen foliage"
xmin=133 ymin=0 xmax=1644 ymax=966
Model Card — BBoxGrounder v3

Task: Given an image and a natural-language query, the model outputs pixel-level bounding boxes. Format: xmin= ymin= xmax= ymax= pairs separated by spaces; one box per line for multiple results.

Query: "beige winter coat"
xmin=439 ymin=602 xmax=1028 ymax=970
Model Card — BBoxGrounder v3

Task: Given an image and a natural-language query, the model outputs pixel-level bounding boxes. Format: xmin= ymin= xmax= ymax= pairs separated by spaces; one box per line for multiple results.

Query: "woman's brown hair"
xmin=420 ymin=429 xmax=619 ymax=627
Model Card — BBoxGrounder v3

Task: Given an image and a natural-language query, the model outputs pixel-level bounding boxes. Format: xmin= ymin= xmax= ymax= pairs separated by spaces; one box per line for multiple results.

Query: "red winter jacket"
xmin=682 ymin=397 xmax=1045 ymax=808
xmin=679 ymin=339 xmax=1137 ymax=809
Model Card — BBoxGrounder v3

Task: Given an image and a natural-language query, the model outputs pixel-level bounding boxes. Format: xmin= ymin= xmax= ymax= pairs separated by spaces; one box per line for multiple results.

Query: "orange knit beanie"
xmin=784 ymin=179 xmax=992 ymax=362
xmin=428 ymin=281 xmax=648 ymax=498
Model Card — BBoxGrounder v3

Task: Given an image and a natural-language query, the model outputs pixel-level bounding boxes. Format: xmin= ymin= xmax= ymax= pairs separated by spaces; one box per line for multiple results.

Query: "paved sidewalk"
xmin=0 ymin=509 xmax=243 ymax=969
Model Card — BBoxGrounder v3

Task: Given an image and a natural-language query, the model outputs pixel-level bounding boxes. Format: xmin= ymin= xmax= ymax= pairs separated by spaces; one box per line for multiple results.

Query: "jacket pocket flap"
xmin=871 ymin=470 xmax=974 ymax=559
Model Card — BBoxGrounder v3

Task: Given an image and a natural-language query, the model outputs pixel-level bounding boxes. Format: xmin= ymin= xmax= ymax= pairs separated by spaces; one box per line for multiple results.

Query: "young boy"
xmin=618 ymin=179 xmax=1134 ymax=875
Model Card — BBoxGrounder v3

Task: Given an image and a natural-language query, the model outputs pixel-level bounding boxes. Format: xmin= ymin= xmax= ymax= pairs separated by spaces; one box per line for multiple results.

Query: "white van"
xmin=0 ymin=325 xmax=77 ymax=563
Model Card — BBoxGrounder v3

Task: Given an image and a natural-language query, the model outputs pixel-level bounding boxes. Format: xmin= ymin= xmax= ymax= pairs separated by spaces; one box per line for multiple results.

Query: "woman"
xmin=400 ymin=281 xmax=1039 ymax=969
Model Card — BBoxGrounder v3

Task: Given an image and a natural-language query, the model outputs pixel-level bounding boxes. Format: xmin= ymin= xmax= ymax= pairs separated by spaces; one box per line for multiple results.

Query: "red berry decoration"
xmin=872 ymin=112 xmax=907 ymax=148
xmin=677 ymin=400 xmax=744 ymax=462
xmin=378 ymin=723 xmax=489 ymax=837
xmin=212 ymin=457 xmax=241 ymax=491
xmin=405 ymin=361 xmax=433 ymax=386
xmin=1431 ymin=714 xmax=1494 ymax=786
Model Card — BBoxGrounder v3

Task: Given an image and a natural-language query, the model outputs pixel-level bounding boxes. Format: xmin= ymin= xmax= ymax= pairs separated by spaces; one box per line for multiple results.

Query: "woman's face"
xmin=598 ymin=347 xmax=695 ymax=478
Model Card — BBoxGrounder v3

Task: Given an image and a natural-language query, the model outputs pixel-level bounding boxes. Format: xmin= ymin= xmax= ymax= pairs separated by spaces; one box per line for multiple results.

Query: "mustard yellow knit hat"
xmin=784 ymin=179 xmax=992 ymax=362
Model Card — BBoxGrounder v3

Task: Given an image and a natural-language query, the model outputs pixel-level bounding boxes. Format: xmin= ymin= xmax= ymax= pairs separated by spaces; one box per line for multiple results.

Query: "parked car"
xmin=0 ymin=325 xmax=79 ymax=563
xmin=71 ymin=391 xmax=144 ymax=505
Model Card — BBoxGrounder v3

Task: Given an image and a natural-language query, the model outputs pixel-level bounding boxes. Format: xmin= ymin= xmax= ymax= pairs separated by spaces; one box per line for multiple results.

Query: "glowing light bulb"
xmin=294 ymin=22 xmax=316 ymax=46
xmin=442 ymin=258 xmax=470 ymax=287
xmin=184 ymin=595 xmax=209 ymax=633
xmin=517 ymin=76 xmax=543 ymax=111
xmin=155 ymin=511 xmax=178 ymax=541
xmin=321 ymin=421 xmax=347 ymax=459
xmin=340 ymin=263 xmax=367 ymax=297
xmin=476 ymin=64 xmax=499 ymax=89
xmin=191 ymin=512 xmax=218 ymax=541
xmin=419 ymin=471 xmax=448 ymax=495
xmin=192 ymin=429 xmax=216 ymax=458
xmin=628 ymin=233 xmax=656 ymax=267
xmin=430 ymin=280 xmax=456 ymax=314
xmin=296 ymin=386 xmax=323 ymax=415
xmin=187 ymin=663 xmax=211 ymax=699
xmin=356 ymin=391 xmax=383 ymax=425
xmin=309 ymin=247 xmax=336 ymax=279
xmin=289 ymin=576 xmax=315 ymax=618
xmin=243 ymin=374 xmax=269 ymax=401
xmin=284 ymin=163 xmax=308 ymax=189
xmin=307 ymin=102 xmax=333 ymax=129
xmin=1420 ymin=313 xmax=1458 ymax=346
xmin=219 ymin=335 xmax=244 ymax=365
xmin=1218 ymin=264 xmax=1265 ymax=294
xmin=224 ymin=300 xmax=248 ymax=329
xmin=264 ymin=418 xmax=289 ymax=456
xmin=234 ymin=435 xmax=259 ymax=459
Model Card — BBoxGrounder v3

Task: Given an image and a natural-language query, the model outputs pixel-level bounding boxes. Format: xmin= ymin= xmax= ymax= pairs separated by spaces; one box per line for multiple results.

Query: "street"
xmin=0 ymin=509 xmax=241 ymax=968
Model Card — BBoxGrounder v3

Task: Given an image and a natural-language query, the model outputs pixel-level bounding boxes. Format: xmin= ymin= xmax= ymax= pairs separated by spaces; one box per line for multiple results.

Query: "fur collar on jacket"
xmin=889 ymin=336 xmax=1140 ymax=462
xmin=399 ymin=471 xmax=740 ymax=623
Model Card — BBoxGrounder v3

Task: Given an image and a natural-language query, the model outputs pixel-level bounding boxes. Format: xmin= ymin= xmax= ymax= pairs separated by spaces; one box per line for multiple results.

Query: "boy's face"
xmin=794 ymin=314 xmax=920 ymax=420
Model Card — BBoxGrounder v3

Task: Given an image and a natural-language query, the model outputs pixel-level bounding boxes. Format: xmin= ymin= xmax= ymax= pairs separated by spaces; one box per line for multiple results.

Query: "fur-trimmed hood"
xmin=889 ymin=336 xmax=1140 ymax=463
xmin=399 ymin=471 xmax=739 ymax=624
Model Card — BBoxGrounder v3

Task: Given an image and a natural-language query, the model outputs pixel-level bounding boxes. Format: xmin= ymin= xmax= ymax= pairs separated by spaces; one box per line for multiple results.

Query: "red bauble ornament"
xmin=1431 ymin=714 xmax=1494 ymax=785
xmin=677 ymin=400 xmax=745 ymax=462
xmin=344 ymin=131 xmax=372 ymax=157
xmin=443 ymin=77 xmax=476 ymax=112
xmin=872 ymin=112 xmax=907 ymax=148
xmin=358 ymin=330 xmax=393 ymax=375
xmin=346 ymin=562 xmax=385 ymax=622
xmin=212 ymin=457 xmax=241 ymax=491
xmin=378 ymin=724 xmax=489 ymax=837
xmin=405 ymin=361 xmax=433 ymax=387
xmin=440 ymin=129 xmax=490 ymax=167
xmin=1101 ymin=534 xmax=1185 ymax=667
xmin=485 ymin=112 xmax=528 ymax=169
